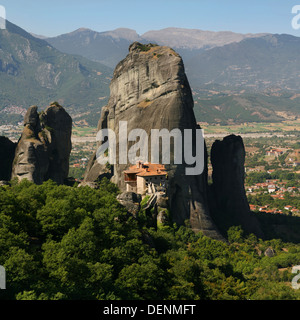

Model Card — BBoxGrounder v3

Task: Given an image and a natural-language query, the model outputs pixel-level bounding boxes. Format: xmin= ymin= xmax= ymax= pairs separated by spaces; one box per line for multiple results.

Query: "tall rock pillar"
xmin=84 ymin=42 xmax=223 ymax=240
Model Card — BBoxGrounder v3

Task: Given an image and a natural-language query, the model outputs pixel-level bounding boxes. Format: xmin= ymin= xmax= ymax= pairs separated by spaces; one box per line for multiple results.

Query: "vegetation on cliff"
xmin=0 ymin=178 xmax=300 ymax=300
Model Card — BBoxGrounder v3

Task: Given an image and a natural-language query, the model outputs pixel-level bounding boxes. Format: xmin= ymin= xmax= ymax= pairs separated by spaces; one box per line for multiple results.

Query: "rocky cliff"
xmin=11 ymin=102 xmax=72 ymax=184
xmin=210 ymin=135 xmax=263 ymax=237
xmin=84 ymin=42 xmax=224 ymax=240
xmin=0 ymin=136 xmax=16 ymax=181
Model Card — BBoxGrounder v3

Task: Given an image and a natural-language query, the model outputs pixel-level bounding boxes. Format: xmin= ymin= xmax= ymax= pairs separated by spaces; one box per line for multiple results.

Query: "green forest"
xmin=0 ymin=179 xmax=300 ymax=300
xmin=245 ymin=171 xmax=300 ymax=187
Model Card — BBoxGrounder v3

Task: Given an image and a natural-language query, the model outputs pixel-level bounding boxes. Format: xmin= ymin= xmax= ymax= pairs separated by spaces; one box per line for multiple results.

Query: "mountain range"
xmin=0 ymin=21 xmax=112 ymax=125
xmin=46 ymin=28 xmax=140 ymax=69
xmin=46 ymin=27 xmax=267 ymax=68
xmin=1 ymin=21 xmax=300 ymax=126
xmin=46 ymin=27 xmax=300 ymax=91
xmin=185 ymin=34 xmax=300 ymax=90
xmin=46 ymin=28 xmax=300 ymax=124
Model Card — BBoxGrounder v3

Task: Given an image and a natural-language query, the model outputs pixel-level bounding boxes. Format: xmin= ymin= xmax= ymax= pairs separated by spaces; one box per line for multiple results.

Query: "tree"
xmin=227 ymin=226 xmax=244 ymax=244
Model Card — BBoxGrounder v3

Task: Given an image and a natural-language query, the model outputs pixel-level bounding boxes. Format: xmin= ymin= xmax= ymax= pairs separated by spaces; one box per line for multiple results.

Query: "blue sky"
xmin=1 ymin=0 xmax=300 ymax=37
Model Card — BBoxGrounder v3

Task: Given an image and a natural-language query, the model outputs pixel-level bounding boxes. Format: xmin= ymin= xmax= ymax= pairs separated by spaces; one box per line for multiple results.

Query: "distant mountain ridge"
xmin=185 ymin=34 xmax=300 ymax=91
xmin=0 ymin=20 xmax=112 ymax=125
xmin=44 ymin=27 xmax=300 ymax=123
xmin=46 ymin=28 xmax=141 ymax=68
xmin=45 ymin=27 xmax=300 ymax=92
xmin=46 ymin=26 xmax=268 ymax=68
xmin=141 ymin=27 xmax=268 ymax=50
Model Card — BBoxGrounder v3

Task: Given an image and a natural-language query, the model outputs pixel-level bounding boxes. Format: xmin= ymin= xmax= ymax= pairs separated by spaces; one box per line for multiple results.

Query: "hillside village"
xmin=247 ymin=179 xmax=300 ymax=216
xmin=244 ymin=144 xmax=300 ymax=217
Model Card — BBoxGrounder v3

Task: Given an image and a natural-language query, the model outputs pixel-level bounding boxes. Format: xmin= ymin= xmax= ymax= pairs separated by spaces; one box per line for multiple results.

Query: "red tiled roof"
xmin=124 ymin=162 xmax=167 ymax=177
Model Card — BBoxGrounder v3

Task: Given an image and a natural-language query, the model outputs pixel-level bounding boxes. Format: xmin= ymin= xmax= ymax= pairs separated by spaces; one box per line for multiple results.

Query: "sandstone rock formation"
xmin=12 ymin=102 xmax=72 ymax=184
xmin=0 ymin=136 xmax=16 ymax=181
xmin=210 ymin=134 xmax=264 ymax=237
xmin=116 ymin=191 xmax=142 ymax=216
xmin=84 ymin=42 xmax=224 ymax=240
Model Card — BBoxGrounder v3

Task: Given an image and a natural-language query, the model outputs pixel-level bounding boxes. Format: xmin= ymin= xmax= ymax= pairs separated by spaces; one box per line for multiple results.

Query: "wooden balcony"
xmin=124 ymin=173 xmax=137 ymax=183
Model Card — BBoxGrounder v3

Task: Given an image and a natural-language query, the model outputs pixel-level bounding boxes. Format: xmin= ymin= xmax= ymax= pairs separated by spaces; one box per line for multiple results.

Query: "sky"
xmin=0 ymin=0 xmax=300 ymax=37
